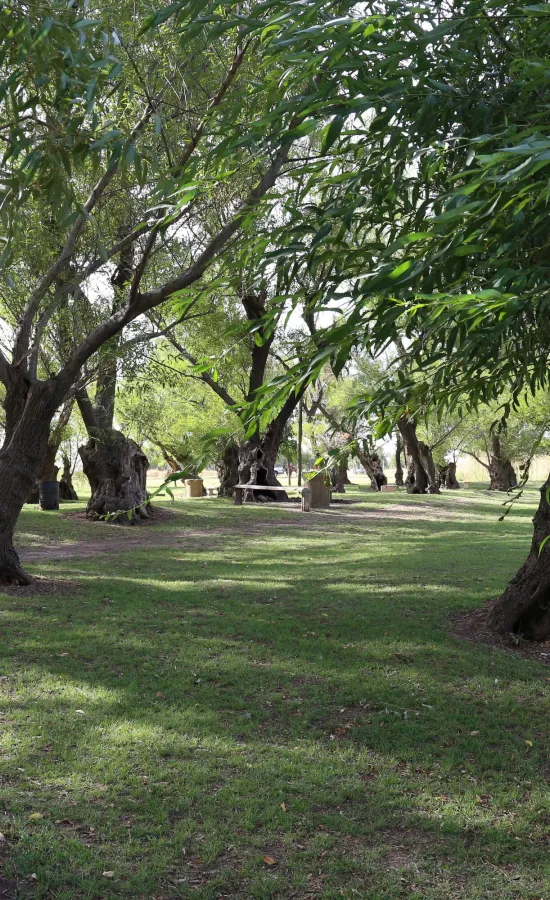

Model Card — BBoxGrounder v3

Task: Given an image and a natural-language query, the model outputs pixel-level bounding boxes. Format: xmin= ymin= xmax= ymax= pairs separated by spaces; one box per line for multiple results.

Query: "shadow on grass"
xmin=0 ymin=496 xmax=547 ymax=898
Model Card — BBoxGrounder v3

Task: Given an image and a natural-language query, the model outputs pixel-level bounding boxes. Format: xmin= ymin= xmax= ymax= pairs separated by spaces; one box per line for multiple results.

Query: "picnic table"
xmin=234 ymin=483 xmax=311 ymax=511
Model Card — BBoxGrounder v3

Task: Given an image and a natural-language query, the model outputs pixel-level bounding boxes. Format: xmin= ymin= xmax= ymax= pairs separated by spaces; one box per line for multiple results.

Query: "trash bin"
xmin=39 ymin=480 xmax=60 ymax=510
xmin=304 ymin=472 xmax=330 ymax=509
xmin=185 ymin=478 xmax=204 ymax=498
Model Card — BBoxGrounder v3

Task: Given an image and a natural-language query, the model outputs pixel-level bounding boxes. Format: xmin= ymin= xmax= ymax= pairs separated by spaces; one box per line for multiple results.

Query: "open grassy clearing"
xmin=1 ymin=486 xmax=549 ymax=899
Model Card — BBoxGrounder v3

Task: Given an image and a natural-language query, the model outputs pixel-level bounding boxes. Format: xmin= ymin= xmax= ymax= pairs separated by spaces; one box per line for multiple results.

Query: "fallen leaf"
xmin=28 ymin=813 xmax=43 ymax=821
xmin=262 ymin=855 xmax=277 ymax=866
xmin=75 ymin=709 xmax=85 ymax=715
xmin=29 ymin=873 xmax=38 ymax=881
xmin=469 ymin=730 xmax=480 ymax=736
xmin=0 ymin=833 xmax=5 ymax=842
xmin=280 ymin=802 xmax=287 ymax=812
xmin=103 ymin=871 xmax=115 ymax=878
xmin=525 ymin=740 xmax=533 ymax=747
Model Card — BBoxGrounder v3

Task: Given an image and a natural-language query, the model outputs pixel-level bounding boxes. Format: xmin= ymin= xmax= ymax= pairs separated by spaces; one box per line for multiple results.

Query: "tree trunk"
xmin=79 ymin=429 xmax=150 ymax=521
xmin=395 ymin=433 xmax=404 ymax=487
xmin=488 ymin=435 xmax=517 ymax=491
xmin=445 ymin=461 xmax=460 ymax=489
xmin=330 ymin=458 xmax=351 ymax=493
xmin=356 ymin=443 xmax=387 ymax=491
xmin=398 ymin=418 xmax=440 ymax=494
xmin=238 ymin=430 xmax=287 ymax=501
xmin=489 ymin=474 xmax=550 ymax=640
xmin=0 ymin=379 xmax=61 ymax=583
xmin=59 ymin=455 xmax=78 ymax=501
xmin=216 ymin=441 xmax=240 ymax=498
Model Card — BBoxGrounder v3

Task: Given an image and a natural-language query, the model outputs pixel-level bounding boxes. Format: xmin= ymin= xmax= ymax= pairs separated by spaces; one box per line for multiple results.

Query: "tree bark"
xmin=398 ymin=418 xmax=440 ymax=494
xmin=330 ymin=458 xmax=351 ymax=493
xmin=356 ymin=443 xmax=387 ymax=491
xmin=27 ymin=397 xmax=74 ymax=502
xmin=59 ymin=454 xmax=78 ymax=501
xmin=216 ymin=440 xmax=240 ymax=498
xmin=0 ymin=378 xmax=61 ymax=583
xmin=489 ymin=474 xmax=550 ymax=640
xmin=445 ymin=461 xmax=460 ymax=489
xmin=437 ymin=462 xmax=460 ymax=489
xmin=395 ymin=433 xmax=404 ymax=487
xmin=238 ymin=431 xmax=287 ymax=501
xmin=488 ymin=435 xmax=517 ymax=491
xmin=79 ymin=429 xmax=150 ymax=521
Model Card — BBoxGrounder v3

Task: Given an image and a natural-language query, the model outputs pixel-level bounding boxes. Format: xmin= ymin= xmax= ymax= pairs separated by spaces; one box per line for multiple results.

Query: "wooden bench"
xmin=234 ymin=483 xmax=311 ymax=511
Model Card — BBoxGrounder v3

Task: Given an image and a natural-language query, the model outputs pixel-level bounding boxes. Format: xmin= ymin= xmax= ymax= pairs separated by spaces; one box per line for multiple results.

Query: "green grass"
xmin=1 ymin=486 xmax=549 ymax=898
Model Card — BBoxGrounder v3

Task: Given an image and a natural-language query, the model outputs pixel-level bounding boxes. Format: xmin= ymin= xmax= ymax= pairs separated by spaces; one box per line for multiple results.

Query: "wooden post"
xmin=301 ymin=487 xmax=311 ymax=512
xmin=297 ymin=398 xmax=303 ymax=486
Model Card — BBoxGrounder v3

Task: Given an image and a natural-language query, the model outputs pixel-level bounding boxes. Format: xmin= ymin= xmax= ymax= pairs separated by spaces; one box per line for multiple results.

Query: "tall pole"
xmin=297 ymin=398 xmax=303 ymax=486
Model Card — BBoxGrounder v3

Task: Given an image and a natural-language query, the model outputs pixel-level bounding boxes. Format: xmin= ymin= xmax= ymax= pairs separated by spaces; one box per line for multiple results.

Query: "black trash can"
xmin=39 ymin=481 xmax=60 ymax=510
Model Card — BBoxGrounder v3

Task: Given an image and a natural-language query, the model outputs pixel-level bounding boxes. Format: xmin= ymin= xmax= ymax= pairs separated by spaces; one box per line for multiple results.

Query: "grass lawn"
xmin=1 ymin=485 xmax=549 ymax=898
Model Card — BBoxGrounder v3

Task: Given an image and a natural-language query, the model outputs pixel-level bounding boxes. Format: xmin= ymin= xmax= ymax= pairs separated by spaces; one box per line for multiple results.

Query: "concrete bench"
xmin=206 ymin=487 xmax=217 ymax=496
xmin=234 ymin=483 xmax=311 ymax=511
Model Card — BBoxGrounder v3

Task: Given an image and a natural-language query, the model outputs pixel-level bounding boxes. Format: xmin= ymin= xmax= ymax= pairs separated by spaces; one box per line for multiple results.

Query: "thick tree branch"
xmin=14 ymin=102 xmax=156 ymax=365
xmin=56 ymin=132 xmax=295 ymax=392
xmin=164 ymin=333 xmax=238 ymax=408
xmin=463 ymin=450 xmax=490 ymax=471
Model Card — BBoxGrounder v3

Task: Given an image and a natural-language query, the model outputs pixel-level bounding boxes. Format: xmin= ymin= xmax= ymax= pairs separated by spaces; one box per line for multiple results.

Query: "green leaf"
xmin=322 ymin=115 xmax=345 ymax=154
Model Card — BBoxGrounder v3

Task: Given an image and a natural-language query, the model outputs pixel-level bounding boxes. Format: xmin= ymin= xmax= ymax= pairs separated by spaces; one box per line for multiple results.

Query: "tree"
xmin=241 ymin=3 xmax=550 ymax=636
xmin=0 ymin=0 xmax=380 ymax=581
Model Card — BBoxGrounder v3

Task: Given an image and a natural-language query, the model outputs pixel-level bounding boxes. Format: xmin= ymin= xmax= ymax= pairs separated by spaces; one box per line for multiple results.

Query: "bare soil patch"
xmin=450 ymin=603 xmax=550 ymax=666
xmin=62 ymin=505 xmax=180 ymax=527
xmin=0 ymin=575 xmax=81 ymax=597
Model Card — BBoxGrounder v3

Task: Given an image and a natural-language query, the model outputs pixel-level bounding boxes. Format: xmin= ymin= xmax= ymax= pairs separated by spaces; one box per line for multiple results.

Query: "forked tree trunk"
xmin=490 ymin=474 xmax=550 ymax=640
xmin=395 ymin=433 xmax=404 ymax=487
xmin=216 ymin=441 xmax=240 ymax=498
xmin=356 ymin=443 xmax=387 ymax=491
xmin=79 ymin=430 xmax=150 ymax=521
xmin=398 ymin=418 xmax=440 ymax=494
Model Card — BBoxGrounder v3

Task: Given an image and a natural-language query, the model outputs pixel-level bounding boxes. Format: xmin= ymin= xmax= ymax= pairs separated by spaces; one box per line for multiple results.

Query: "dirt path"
xmin=17 ymin=498 xmax=488 ymax=563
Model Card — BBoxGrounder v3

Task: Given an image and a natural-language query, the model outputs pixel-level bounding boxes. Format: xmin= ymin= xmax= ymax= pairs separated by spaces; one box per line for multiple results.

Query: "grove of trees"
xmin=2 ymin=1 xmax=550 ymax=642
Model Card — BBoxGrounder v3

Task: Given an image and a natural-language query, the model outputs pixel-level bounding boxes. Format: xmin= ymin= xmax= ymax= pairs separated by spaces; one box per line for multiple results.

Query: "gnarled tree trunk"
xmin=216 ymin=440 xmax=240 ymax=498
xmin=445 ymin=461 xmax=460 ymax=489
xmin=330 ymin=458 xmax=351 ymax=493
xmin=467 ymin=435 xmax=518 ymax=491
xmin=438 ymin=462 xmax=460 ymax=489
xmin=395 ymin=433 xmax=404 ymax=487
xmin=398 ymin=418 xmax=440 ymax=494
xmin=0 ymin=378 xmax=62 ymax=583
xmin=489 ymin=474 xmax=550 ymax=640
xmin=356 ymin=442 xmax=387 ymax=491
xmin=79 ymin=429 xmax=150 ymax=521
xmin=238 ymin=428 xmax=287 ymax=502
xmin=59 ymin=454 xmax=78 ymax=501
xmin=488 ymin=435 xmax=517 ymax=491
